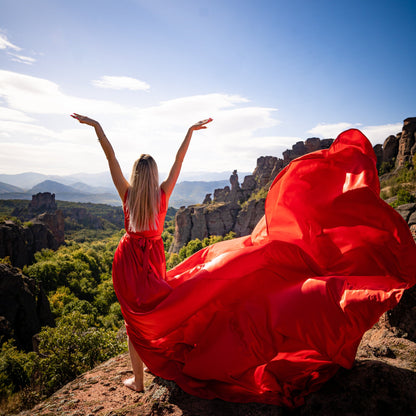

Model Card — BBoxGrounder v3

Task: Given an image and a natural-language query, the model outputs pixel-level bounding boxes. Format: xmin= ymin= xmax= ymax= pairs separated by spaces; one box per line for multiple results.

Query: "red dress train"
xmin=112 ymin=129 xmax=416 ymax=407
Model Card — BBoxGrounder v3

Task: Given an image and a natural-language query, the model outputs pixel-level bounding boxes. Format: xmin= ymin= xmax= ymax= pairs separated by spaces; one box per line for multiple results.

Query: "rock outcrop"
xmin=1 ymin=193 xmax=65 ymax=267
xmin=0 ymin=264 xmax=55 ymax=351
xmin=395 ymin=117 xmax=416 ymax=168
xmin=170 ymin=138 xmax=335 ymax=253
xmin=171 ymin=118 xmax=416 ymax=253
xmin=18 ymin=279 xmax=416 ymax=416
xmin=383 ymin=134 xmax=400 ymax=164
xmin=28 ymin=192 xmax=58 ymax=213
xmin=13 ymin=192 xmax=65 ymax=244
xmin=0 ymin=220 xmax=60 ymax=268
xmin=169 ymin=202 xmax=241 ymax=253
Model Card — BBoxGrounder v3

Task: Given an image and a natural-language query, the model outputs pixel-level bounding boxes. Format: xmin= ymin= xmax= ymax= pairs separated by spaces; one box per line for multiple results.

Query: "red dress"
xmin=112 ymin=189 xmax=171 ymax=315
xmin=112 ymin=129 xmax=416 ymax=407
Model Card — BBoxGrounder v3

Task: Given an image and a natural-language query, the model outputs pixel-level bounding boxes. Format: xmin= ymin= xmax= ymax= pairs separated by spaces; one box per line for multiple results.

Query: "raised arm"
xmin=161 ymin=118 xmax=212 ymax=200
xmin=71 ymin=113 xmax=129 ymax=201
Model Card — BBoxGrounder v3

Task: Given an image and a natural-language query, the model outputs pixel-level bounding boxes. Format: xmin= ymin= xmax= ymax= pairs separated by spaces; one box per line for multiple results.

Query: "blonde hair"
xmin=127 ymin=154 xmax=160 ymax=232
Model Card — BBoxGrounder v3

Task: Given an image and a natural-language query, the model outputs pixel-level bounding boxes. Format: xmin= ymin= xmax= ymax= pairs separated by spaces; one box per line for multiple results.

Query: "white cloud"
xmin=92 ymin=75 xmax=150 ymax=91
xmin=0 ymin=120 xmax=57 ymax=139
xmin=0 ymin=141 xmax=104 ymax=175
xmin=361 ymin=123 xmax=402 ymax=144
xmin=107 ymin=93 xmax=280 ymax=175
xmin=0 ymin=32 xmax=36 ymax=64
xmin=0 ymin=106 xmax=34 ymax=122
xmin=0 ymin=70 xmax=282 ymax=175
xmin=0 ymin=70 xmax=125 ymax=115
xmin=0 ymin=33 xmax=21 ymax=51
xmin=9 ymin=53 xmax=36 ymax=65
xmin=308 ymin=122 xmax=402 ymax=145
xmin=308 ymin=122 xmax=355 ymax=138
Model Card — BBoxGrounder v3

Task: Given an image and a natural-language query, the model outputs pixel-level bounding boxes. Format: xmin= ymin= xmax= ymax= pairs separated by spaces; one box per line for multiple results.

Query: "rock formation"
xmin=18 ymin=278 xmax=416 ymax=415
xmin=395 ymin=117 xmax=416 ymax=168
xmin=171 ymin=118 xmax=416 ymax=253
xmin=1 ymin=192 xmax=65 ymax=267
xmin=28 ymin=192 xmax=58 ymax=212
xmin=0 ymin=221 xmax=60 ymax=268
xmin=170 ymin=138 xmax=335 ymax=253
xmin=0 ymin=264 xmax=55 ymax=351
xmin=383 ymin=134 xmax=400 ymax=164
xmin=394 ymin=202 xmax=416 ymax=244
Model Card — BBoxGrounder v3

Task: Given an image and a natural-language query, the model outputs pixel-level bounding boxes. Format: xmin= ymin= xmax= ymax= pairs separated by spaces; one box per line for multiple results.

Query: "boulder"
xmin=234 ymin=199 xmax=265 ymax=237
xmin=395 ymin=203 xmax=416 ymax=223
xmin=396 ymin=117 xmax=416 ymax=168
xmin=384 ymin=284 xmax=416 ymax=342
xmin=383 ymin=134 xmax=400 ymax=164
xmin=373 ymin=144 xmax=383 ymax=171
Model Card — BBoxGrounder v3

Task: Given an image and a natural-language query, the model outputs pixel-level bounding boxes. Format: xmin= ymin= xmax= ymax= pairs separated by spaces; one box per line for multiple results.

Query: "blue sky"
xmin=0 ymin=0 xmax=415 ymax=178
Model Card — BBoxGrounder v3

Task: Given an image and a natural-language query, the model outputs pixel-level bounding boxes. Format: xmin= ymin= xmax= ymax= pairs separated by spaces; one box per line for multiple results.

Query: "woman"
xmin=71 ymin=113 xmax=212 ymax=391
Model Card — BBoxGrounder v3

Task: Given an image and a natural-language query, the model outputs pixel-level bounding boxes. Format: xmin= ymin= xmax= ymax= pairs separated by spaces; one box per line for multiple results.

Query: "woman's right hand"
xmin=71 ymin=113 xmax=99 ymax=127
xmin=189 ymin=118 xmax=213 ymax=131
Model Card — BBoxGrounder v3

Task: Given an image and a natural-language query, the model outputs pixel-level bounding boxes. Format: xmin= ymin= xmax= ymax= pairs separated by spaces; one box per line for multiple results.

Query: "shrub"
xmin=391 ymin=188 xmax=416 ymax=208
xmin=35 ymin=311 xmax=125 ymax=396
xmin=0 ymin=341 xmax=35 ymax=399
xmin=379 ymin=161 xmax=394 ymax=175
xmin=166 ymin=253 xmax=181 ymax=270
xmin=0 ymin=256 xmax=11 ymax=265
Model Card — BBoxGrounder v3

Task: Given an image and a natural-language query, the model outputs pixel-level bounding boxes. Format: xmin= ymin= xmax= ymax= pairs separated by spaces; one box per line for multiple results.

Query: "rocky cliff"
xmin=170 ymin=119 xmax=416 ymax=253
xmin=0 ymin=193 xmax=65 ymax=267
xmin=18 ymin=283 xmax=416 ymax=416
xmin=170 ymin=138 xmax=334 ymax=252
xmin=0 ymin=264 xmax=55 ymax=351
xmin=0 ymin=221 xmax=59 ymax=268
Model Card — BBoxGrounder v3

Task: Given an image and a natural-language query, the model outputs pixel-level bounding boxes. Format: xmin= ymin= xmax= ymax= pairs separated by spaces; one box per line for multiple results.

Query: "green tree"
xmin=36 ymin=311 xmax=125 ymax=395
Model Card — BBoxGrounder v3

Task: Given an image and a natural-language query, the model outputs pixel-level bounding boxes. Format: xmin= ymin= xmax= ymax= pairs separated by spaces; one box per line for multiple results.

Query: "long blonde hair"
xmin=127 ymin=154 xmax=160 ymax=232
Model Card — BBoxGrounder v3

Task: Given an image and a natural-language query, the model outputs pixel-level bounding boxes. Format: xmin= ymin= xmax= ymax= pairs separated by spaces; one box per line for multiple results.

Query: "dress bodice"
xmin=123 ymin=188 xmax=167 ymax=238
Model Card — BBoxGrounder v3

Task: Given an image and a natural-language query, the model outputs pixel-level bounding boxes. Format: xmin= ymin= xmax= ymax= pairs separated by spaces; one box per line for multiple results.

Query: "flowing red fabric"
xmin=112 ymin=129 xmax=416 ymax=407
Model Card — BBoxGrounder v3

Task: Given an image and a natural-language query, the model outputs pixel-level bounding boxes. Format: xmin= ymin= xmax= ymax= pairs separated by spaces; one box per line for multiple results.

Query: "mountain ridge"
xmin=0 ymin=177 xmax=234 ymax=208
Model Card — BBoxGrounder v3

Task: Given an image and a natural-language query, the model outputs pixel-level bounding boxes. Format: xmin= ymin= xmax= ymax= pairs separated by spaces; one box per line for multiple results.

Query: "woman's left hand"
xmin=190 ymin=118 xmax=213 ymax=131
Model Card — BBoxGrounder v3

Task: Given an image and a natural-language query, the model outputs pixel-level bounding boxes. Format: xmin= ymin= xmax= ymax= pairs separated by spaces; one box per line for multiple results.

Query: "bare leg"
xmin=123 ymin=337 xmax=144 ymax=392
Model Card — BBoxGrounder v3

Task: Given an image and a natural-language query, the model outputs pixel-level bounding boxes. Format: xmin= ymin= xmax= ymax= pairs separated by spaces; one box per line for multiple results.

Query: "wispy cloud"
xmin=0 ymin=31 xmax=36 ymax=64
xmin=308 ymin=122 xmax=402 ymax=145
xmin=0 ymin=33 xmax=21 ymax=51
xmin=92 ymin=75 xmax=150 ymax=91
xmin=9 ymin=53 xmax=36 ymax=65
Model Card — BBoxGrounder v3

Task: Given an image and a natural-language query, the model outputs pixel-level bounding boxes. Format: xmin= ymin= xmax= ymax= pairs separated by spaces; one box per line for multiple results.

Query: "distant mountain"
xmin=0 ymin=171 xmax=248 ymax=207
xmin=0 ymin=181 xmax=24 ymax=193
xmin=28 ymin=180 xmax=88 ymax=195
xmin=69 ymin=182 xmax=115 ymax=194
xmin=0 ymin=172 xmax=115 ymax=189
xmin=0 ymin=172 xmax=51 ymax=189
xmin=0 ymin=170 xmax=247 ymax=190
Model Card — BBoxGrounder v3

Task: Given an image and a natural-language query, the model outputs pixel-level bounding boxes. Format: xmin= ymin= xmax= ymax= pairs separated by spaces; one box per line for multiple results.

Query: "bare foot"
xmin=123 ymin=376 xmax=144 ymax=392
